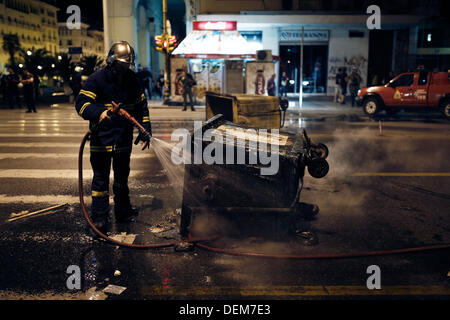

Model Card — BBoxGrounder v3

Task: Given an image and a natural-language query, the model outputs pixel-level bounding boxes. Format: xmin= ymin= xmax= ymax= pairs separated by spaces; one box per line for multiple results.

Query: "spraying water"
xmin=150 ymin=138 xmax=186 ymax=201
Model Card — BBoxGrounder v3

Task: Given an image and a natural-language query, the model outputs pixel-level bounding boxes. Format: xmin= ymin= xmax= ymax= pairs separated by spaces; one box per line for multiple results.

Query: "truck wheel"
xmin=363 ymin=97 xmax=381 ymax=116
xmin=442 ymin=99 xmax=450 ymax=120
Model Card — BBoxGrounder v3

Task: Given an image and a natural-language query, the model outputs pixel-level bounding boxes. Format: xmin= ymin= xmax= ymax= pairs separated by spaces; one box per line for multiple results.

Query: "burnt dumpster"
xmin=179 ymin=114 xmax=329 ymax=239
xmin=205 ymin=92 xmax=288 ymax=129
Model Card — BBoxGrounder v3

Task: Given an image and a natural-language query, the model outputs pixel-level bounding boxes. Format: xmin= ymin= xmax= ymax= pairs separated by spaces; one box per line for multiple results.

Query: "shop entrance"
xmin=279 ymin=44 xmax=328 ymax=94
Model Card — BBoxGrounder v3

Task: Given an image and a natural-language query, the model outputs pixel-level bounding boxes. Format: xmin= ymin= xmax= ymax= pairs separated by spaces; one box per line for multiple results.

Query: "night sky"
xmin=55 ymin=0 xmax=104 ymax=30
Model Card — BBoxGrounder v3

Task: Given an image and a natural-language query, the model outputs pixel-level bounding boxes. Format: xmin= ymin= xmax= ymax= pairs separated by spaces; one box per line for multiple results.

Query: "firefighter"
xmin=75 ymin=41 xmax=152 ymax=233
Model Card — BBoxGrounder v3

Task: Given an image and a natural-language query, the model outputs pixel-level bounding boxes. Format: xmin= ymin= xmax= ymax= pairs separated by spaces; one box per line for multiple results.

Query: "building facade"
xmin=186 ymin=0 xmax=447 ymax=95
xmin=58 ymin=22 xmax=104 ymax=63
xmin=0 ymin=0 xmax=59 ymax=71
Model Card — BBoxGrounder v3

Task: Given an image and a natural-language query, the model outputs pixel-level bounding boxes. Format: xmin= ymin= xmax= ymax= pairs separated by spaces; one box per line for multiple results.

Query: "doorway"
xmin=279 ymin=44 xmax=328 ymax=94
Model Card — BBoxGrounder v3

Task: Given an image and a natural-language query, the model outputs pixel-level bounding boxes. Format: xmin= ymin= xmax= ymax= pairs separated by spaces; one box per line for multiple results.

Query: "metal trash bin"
xmin=180 ymin=114 xmax=330 ymax=239
xmin=205 ymin=92 xmax=285 ymax=129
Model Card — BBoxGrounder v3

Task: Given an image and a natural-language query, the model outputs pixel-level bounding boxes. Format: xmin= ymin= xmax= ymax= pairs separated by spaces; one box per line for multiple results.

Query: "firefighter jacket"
xmin=75 ymin=66 xmax=151 ymax=148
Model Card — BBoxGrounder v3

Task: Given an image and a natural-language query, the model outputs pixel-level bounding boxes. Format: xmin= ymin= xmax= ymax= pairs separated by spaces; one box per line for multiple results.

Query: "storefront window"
xmin=279 ymin=45 xmax=328 ymax=94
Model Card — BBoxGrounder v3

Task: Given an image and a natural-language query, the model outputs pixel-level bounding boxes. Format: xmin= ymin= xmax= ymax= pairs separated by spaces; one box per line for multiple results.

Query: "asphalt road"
xmin=0 ymin=102 xmax=449 ymax=300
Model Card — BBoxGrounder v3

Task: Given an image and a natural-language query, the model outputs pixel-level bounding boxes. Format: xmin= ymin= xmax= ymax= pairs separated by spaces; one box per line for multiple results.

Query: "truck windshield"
xmin=392 ymin=74 xmax=414 ymax=87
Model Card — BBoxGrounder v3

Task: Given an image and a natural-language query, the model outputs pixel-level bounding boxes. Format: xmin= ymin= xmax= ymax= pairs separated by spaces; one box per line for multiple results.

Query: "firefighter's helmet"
xmin=106 ymin=41 xmax=135 ymax=70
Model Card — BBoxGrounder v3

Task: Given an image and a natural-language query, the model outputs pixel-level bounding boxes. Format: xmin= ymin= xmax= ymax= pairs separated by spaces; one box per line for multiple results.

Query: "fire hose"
xmin=78 ymin=108 xmax=450 ymax=258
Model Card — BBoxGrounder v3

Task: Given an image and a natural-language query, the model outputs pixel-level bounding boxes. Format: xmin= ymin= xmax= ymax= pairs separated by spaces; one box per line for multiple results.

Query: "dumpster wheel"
xmin=79 ymin=131 xmax=450 ymax=258
xmin=307 ymin=158 xmax=330 ymax=179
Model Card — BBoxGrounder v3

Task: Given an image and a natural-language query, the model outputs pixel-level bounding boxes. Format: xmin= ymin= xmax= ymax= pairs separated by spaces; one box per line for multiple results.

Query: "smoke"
xmin=326 ymin=126 xmax=448 ymax=177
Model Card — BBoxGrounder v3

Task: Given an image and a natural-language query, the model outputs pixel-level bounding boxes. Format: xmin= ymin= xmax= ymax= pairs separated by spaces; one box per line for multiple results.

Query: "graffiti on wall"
xmin=328 ymin=55 xmax=368 ymax=82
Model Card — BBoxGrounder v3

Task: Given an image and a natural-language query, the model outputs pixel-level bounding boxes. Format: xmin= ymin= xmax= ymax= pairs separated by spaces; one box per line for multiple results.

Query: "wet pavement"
xmin=0 ymin=100 xmax=449 ymax=300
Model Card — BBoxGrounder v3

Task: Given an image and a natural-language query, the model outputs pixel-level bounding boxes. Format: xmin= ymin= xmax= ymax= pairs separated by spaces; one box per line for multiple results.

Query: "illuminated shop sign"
xmin=193 ymin=21 xmax=237 ymax=31
xmin=280 ymin=30 xmax=329 ymax=42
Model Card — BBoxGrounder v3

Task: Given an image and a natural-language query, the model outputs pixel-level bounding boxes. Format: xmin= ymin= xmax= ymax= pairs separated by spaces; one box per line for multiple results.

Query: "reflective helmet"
xmin=106 ymin=41 xmax=135 ymax=70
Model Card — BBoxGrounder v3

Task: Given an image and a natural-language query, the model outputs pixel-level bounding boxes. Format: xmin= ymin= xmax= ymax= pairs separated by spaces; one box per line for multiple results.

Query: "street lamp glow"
xmin=26 ymin=50 xmax=32 ymax=56
xmin=18 ymin=64 xmax=23 ymax=68
xmin=51 ymin=64 xmax=55 ymax=68
xmin=58 ymin=55 xmax=62 ymax=61
xmin=37 ymin=65 xmax=43 ymax=70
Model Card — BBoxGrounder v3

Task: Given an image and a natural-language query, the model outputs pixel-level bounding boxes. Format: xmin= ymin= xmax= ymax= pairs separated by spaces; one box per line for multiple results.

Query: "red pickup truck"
xmin=357 ymin=71 xmax=450 ymax=119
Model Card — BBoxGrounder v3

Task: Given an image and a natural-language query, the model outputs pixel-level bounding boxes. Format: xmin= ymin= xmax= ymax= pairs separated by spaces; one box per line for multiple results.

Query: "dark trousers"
xmin=349 ymin=85 xmax=359 ymax=106
xmin=143 ymin=82 xmax=152 ymax=100
xmin=90 ymin=148 xmax=131 ymax=220
xmin=24 ymin=90 xmax=36 ymax=112
xmin=183 ymin=89 xmax=194 ymax=110
xmin=8 ymin=91 xmax=21 ymax=109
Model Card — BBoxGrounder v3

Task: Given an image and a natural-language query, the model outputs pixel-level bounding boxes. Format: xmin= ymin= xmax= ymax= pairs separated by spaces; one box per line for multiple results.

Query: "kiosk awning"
xmin=171 ymin=29 xmax=256 ymax=59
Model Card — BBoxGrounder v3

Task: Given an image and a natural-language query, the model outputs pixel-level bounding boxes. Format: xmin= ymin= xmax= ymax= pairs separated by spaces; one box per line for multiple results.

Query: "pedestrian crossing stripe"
xmin=0 ymin=169 xmax=146 ymax=179
xmin=0 ymin=153 xmax=153 ymax=159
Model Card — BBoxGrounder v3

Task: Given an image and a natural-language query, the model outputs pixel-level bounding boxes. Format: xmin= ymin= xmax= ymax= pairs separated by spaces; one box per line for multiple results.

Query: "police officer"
xmin=75 ymin=41 xmax=152 ymax=233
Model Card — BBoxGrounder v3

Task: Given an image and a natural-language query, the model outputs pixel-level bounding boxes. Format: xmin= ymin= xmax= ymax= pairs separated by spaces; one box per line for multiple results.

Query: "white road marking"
xmin=0 ymin=133 xmax=178 ymax=138
xmin=0 ymin=169 xmax=147 ymax=179
xmin=0 ymin=153 xmax=154 ymax=160
xmin=0 ymin=194 xmax=81 ymax=204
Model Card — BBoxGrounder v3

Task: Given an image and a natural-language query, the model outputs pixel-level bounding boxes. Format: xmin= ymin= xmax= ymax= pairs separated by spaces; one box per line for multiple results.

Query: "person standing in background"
xmin=348 ymin=67 xmax=362 ymax=107
xmin=0 ymin=72 xmax=6 ymax=103
xmin=5 ymin=67 xmax=21 ymax=109
xmin=142 ymin=67 xmax=153 ymax=100
xmin=181 ymin=69 xmax=196 ymax=111
xmin=336 ymin=68 xmax=348 ymax=105
xmin=69 ymin=66 xmax=83 ymax=99
xmin=137 ymin=67 xmax=153 ymax=100
xmin=279 ymin=71 xmax=288 ymax=97
xmin=334 ymin=68 xmax=343 ymax=103
xmin=267 ymin=74 xmax=276 ymax=96
xmin=156 ymin=70 xmax=164 ymax=99
xmin=21 ymin=69 xmax=36 ymax=113
xmin=33 ymin=73 xmax=40 ymax=103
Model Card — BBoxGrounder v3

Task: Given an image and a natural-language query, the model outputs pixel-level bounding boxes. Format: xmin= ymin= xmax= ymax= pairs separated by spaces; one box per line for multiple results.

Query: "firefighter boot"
xmin=90 ymin=196 xmax=111 ymax=236
xmin=91 ymin=214 xmax=111 ymax=235
xmin=114 ymin=198 xmax=139 ymax=223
